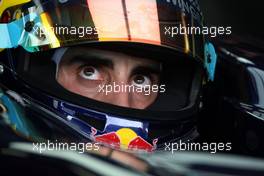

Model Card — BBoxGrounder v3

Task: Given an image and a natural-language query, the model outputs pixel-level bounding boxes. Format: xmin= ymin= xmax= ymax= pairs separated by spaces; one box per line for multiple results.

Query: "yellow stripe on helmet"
xmin=0 ymin=0 xmax=31 ymax=16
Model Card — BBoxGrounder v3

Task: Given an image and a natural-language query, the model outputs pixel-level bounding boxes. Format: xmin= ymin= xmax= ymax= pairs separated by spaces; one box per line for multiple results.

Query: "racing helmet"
xmin=0 ymin=0 xmax=217 ymax=152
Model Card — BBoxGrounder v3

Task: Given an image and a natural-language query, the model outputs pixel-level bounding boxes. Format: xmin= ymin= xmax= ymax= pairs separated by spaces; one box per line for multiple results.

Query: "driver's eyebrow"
xmin=131 ymin=64 xmax=161 ymax=76
xmin=68 ymin=54 xmax=114 ymax=69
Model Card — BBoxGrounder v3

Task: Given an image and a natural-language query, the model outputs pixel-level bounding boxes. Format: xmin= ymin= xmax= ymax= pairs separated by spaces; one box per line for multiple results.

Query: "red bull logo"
xmin=94 ymin=128 xmax=157 ymax=152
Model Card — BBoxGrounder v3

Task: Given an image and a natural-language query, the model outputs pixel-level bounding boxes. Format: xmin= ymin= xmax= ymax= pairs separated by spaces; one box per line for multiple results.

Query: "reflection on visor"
xmin=87 ymin=0 xmax=161 ymax=43
xmin=0 ymin=0 xmax=205 ymax=60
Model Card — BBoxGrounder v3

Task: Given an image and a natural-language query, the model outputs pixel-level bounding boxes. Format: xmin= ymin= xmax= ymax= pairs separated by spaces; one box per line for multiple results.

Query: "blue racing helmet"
xmin=0 ymin=0 xmax=217 ymax=152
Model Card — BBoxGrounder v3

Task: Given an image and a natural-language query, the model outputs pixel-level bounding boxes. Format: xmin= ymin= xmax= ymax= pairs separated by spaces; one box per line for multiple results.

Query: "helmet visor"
xmin=1 ymin=0 xmax=205 ymax=60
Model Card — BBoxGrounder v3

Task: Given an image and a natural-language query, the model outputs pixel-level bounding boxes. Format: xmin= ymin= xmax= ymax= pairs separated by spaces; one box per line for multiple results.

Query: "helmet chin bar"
xmin=4 ymin=77 xmax=198 ymax=152
xmin=25 ymin=91 xmax=197 ymax=151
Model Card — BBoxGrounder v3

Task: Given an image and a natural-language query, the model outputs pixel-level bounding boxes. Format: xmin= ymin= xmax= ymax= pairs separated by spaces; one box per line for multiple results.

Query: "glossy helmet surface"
xmin=0 ymin=0 xmax=216 ymax=151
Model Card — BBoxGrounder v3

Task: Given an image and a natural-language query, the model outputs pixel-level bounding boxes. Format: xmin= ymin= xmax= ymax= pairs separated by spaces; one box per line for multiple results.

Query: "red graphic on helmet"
xmin=95 ymin=132 xmax=120 ymax=148
xmin=128 ymin=136 xmax=155 ymax=152
xmin=93 ymin=128 xmax=157 ymax=152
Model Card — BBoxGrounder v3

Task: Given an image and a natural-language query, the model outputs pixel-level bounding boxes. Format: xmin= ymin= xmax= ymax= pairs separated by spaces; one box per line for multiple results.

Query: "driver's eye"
xmin=131 ymin=75 xmax=152 ymax=88
xmin=79 ymin=66 xmax=101 ymax=80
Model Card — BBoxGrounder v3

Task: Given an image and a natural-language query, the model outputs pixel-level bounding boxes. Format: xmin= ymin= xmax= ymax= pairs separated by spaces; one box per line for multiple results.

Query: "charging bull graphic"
xmin=93 ymin=128 xmax=158 ymax=152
